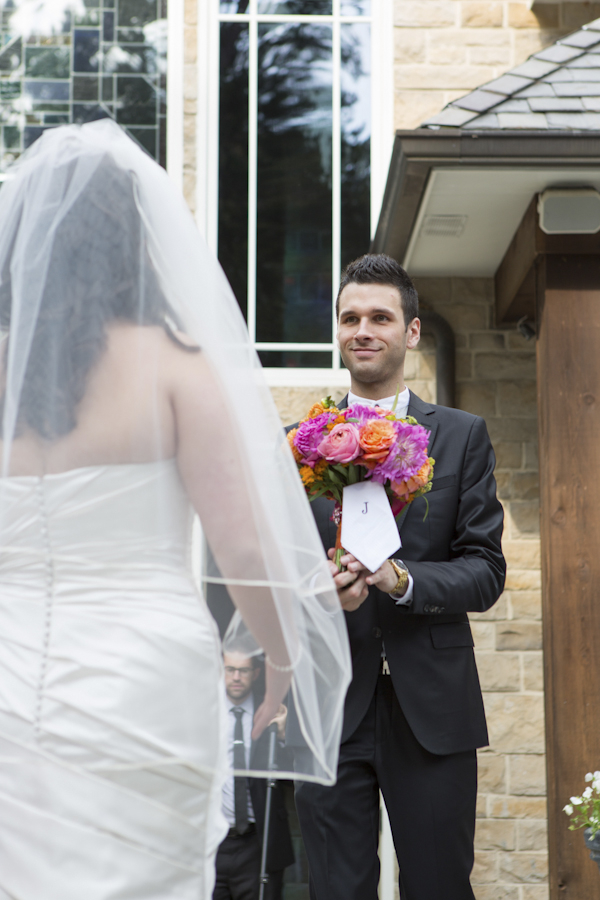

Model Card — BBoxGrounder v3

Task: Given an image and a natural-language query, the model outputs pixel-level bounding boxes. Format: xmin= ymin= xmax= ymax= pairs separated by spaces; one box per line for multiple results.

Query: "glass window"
xmin=0 ymin=0 xmax=167 ymax=173
xmin=217 ymin=1 xmax=372 ymax=370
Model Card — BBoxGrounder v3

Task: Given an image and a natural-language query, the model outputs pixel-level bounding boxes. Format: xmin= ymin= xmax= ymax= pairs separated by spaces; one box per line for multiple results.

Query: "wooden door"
xmin=538 ymin=259 xmax=600 ymax=898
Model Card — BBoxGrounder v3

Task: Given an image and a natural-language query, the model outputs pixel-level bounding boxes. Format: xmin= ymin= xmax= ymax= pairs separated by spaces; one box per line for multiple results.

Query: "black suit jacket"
xmin=289 ymin=391 xmax=505 ymax=756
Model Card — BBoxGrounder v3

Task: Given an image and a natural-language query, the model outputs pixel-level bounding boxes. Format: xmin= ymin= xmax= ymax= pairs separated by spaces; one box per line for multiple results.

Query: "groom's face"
xmin=337 ymin=282 xmax=419 ymax=388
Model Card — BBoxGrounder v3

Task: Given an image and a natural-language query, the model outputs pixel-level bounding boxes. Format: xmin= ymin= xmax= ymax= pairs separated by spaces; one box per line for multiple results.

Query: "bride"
xmin=0 ymin=120 xmax=350 ymax=899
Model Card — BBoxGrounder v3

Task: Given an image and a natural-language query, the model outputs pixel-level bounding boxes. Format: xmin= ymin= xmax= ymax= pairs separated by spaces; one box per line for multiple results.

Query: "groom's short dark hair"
xmin=336 ymin=254 xmax=418 ymax=327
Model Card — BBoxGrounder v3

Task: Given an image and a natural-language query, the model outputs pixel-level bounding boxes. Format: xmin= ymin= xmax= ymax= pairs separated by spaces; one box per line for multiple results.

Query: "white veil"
xmin=0 ymin=119 xmax=351 ymax=785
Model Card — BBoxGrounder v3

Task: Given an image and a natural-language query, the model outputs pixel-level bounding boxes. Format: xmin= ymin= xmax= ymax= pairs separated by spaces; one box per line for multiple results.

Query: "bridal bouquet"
xmin=288 ymin=395 xmax=434 ymax=569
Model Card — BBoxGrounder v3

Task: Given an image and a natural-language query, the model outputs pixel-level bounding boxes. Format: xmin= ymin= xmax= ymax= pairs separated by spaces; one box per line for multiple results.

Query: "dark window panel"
xmin=220 ymin=2 xmax=249 ymax=11
xmin=33 ymin=102 xmax=70 ymax=112
xmin=103 ymin=0 xmax=115 ymax=8
xmin=257 ymin=1 xmax=332 ymax=12
xmin=24 ymin=81 xmax=70 ymax=101
xmin=255 ymin=23 xmax=333 ymax=344
xmin=73 ymin=30 xmax=100 ymax=72
xmin=3 ymin=126 xmax=19 ymax=148
xmin=126 ymin=126 xmax=157 ymax=158
xmin=72 ymin=103 xmax=111 ymax=123
xmin=25 ymin=46 xmax=70 ymax=78
xmin=0 ymin=81 xmax=20 ymax=100
xmin=104 ymin=44 xmax=157 ymax=74
xmin=73 ymin=75 xmax=99 ymax=100
xmin=102 ymin=75 xmax=114 ymax=100
xmin=218 ymin=21 xmax=249 ymax=319
xmin=103 ymin=11 xmax=115 ymax=41
xmin=84 ymin=0 xmax=100 ymax=7
xmin=115 ymin=76 xmax=157 ymax=124
xmin=23 ymin=125 xmax=45 ymax=148
xmin=118 ymin=0 xmax=160 ymax=28
xmin=257 ymin=350 xmax=332 ymax=368
xmin=0 ymin=37 xmax=21 ymax=73
xmin=43 ymin=113 xmax=69 ymax=124
xmin=116 ymin=28 xmax=145 ymax=42
xmin=340 ymin=22 xmax=370 ymax=268
xmin=341 ymin=1 xmax=370 ymax=13
xmin=75 ymin=9 xmax=101 ymax=25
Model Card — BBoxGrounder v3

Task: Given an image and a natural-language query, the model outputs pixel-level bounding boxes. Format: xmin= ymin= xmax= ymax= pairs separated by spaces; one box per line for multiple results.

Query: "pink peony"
xmin=318 ymin=423 xmax=361 ymax=464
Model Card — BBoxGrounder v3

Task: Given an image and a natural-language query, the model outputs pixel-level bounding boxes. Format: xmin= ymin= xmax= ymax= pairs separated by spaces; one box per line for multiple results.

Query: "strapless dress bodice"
xmin=0 ymin=458 xmax=193 ymax=591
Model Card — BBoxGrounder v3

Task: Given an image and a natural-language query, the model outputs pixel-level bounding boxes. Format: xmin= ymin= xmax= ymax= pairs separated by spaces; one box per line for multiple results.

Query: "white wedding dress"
xmin=0 ymin=458 xmax=229 ymax=899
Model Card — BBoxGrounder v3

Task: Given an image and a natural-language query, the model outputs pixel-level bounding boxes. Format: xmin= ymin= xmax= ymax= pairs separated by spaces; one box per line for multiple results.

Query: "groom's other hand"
xmin=327 ymin=550 xmax=369 ymax=611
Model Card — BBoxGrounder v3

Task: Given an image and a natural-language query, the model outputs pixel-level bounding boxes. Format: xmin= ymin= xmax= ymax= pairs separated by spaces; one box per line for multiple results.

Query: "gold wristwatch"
xmin=388 ymin=559 xmax=409 ymax=596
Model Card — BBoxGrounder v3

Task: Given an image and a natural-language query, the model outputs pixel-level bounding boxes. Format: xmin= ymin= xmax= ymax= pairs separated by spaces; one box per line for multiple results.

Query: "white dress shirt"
xmin=221 ymin=691 xmax=255 ymax=827
xmin=347 ymin=386 xmax=414 ymax=605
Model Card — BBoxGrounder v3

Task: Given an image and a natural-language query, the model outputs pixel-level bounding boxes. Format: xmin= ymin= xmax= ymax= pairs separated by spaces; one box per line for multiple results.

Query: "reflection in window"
xmin=217 ymin=3 xmax=372 ymax=369
xmin=0 ymin=0 xmax=167 ymax=171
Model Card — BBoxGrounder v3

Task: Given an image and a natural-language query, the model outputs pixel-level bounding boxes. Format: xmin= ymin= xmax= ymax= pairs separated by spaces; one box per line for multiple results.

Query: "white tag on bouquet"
xmin=340 ymin=481 xmax=401 ymax=573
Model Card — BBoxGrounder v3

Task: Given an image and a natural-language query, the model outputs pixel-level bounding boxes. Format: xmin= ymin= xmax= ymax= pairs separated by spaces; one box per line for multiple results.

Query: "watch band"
xmin=388 ymin=559 xmax=409 ymax=596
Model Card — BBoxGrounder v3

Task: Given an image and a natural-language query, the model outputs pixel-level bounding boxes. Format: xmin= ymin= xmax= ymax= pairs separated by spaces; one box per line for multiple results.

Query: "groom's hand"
xmin=327 ymin=550 xmax=369 ymax=612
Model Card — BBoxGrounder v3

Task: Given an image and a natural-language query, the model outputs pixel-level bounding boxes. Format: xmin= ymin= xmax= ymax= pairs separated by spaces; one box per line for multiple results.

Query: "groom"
xmin=292 ymin=254 xmax=505 ymax=900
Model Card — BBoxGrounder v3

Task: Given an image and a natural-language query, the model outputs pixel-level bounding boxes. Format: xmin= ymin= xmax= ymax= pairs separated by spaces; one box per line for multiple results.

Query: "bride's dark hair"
xmin=0 ymin=154 xmax=196 ymax=440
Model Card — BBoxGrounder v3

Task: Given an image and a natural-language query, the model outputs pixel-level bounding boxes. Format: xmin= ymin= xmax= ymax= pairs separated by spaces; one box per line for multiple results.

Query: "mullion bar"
xmin=331 ymin=0 xmax=341 ymax=370
xmin=246 ymin=5 xmax=258 ymax=343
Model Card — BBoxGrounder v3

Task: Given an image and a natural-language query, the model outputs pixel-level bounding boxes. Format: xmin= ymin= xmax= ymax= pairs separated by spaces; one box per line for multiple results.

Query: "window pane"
xmin=0 ymin=0 xmax=167 ymax=172
xmin=219 ymin=1 xmax=249 ymax=12
xmin=257 ymin=1 xmax=332 ymax=14
xmin=218 ymin=22 xmax=249 ymax=318
xmin=258 ymin=351 xmax=332 ymax=368
xmin=256 ymin=23 xmax=332 ymax=344
xmin=340 ymin=1 xmax=370 ymax=14
xmin=341 ymin=22 xmax=370 ymax=268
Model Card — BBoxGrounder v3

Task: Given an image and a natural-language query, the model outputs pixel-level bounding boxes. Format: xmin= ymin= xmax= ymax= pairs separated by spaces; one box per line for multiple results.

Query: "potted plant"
xmin=564 ymin=772 xmax=600 ymax=871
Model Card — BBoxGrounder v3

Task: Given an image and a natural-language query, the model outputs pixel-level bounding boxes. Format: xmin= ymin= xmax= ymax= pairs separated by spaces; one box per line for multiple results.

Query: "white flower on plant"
xmin=583 ymin=787 xmax=593 ymax=800
xmin=593 ymin=780 xmax=600 ymax=792
xmin=564 ymin=804 xmax=574 ymax=815
xmin=586 ymin=773 xmax=594 ymax=782
xmin=571 ymin=796 xmax=584 ymax=805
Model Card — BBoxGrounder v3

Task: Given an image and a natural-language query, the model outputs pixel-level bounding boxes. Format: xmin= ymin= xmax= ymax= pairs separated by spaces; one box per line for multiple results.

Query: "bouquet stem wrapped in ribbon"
xmin=288 ymin=391 xmax=435 ymax=570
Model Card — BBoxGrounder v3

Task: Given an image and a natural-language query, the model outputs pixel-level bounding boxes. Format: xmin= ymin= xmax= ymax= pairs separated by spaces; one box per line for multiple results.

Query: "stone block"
xmin=508 ymin=501 xmax=540 ymax=536
xmin=417 ymin=333 xmax=436 ymax=352
xmin=417 ymin=351 xmax=436 ymax=379
xmin=406 ymin=379 xmax=435 ymax=403
xmin=184 ymin=25 xmax=197 ymax=64
xmin=472 ymin=850 xmax=499 ymax=883
xmin=469 ymin=44 xmax=512 ymax=66
xmin=496 ymin=472 xmax=511 ymax=500
xmin=498 ymin=851 xmax=548 ymax=883
xmin=511 ymin=472 xmax=539 ymax=501
xmin=510 ymin=754 xmax=547 ymax=797
xmin=457 ymin=351 xmax=473 ymax=380
xmin=508 ymin=590 xmax=542 ymax=621
xmin=496 ymin=622 xmax=542 ymax=651
xmin=395 ymin=63 xmax=494 ymax=91
xmin=522 ymin=652 xmax=544 ymax=691
xmin=394 ymin=1 xmax=458 ymax=28
xmin=394 ymin=28 xmax=427 ymax=63
xmin=413 ymin=276 xmax=452 ymax=304
xmin=524 ymin=442 xmax=539 ymax=470
xmin=475 ymin=819 xmax=516 ymax=851
xmin=451 ymin=277 xmax=494 ymax=304
xmin=473 ymin=887 xmax=519 ymax=900
xmin=458 ymin=382 xmax=497 ymax=418
xmin=485 ymin=694 xmax=545 ymax=752
xmin=477 ymin=751 xmax=507 ymax=793
xmin=471 ymin=621 xmax=496 ymax=649
xmin=474 ymin=352 xmax=537 ymax=382
xmin=428 ymin=28 xmax=509 ymax=49
xmin=184 ymin=0 xmax=197 ymax=26
xmin=508 ymin=3 xmax=559 ymax=28
xmin=497 ymin=381 xmax=537 ymax=418
xmin=404 ymin=349 xmax=419 ymax=380
xmin=428 ymin=42 xmax=469 ymax=65
xmin=184 ymin=63 xmax=196 ymax=100
xmin=470 ymin=332 xmax=506 ymax=350
xmin=476 ymin=651 xmax=520 ymax=691
xmin=513 ymin=31 xmax=560 ymax=65
xmin=183 ymin=170 xmax=196 ymax=214
xmin=441 ymin=303 xmax=489 ymax=332
xmin=487 ymin=418 xmax=537 ymax=443
xmin=504 ymin=570 xmax=541 ymax=591
xmin=521 ymin=886 xmax=550 ymax=900
xmin=488 ymin=795 xmax=547 ymax=818
xmin=394 ymin=89 xmax=447 ymax=130
xmin=477 ymin=791 xmax=488 ymax=817
xmin=517 ymin=820 xmax=548 ymax=852
xmin=494 ymin=442 xmax=523 ymax=470
xmin=461 ymin=1 xmax=503 ymax=27
xmin=470 ymin=592 xmax=508 ymax=621
xmin=502 ymin=540 xmax=540 ymax=570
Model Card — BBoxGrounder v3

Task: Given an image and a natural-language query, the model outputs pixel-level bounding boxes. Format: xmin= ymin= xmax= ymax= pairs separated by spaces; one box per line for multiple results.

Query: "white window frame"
xmin=195 ymin=0 xmax=394 ymax=389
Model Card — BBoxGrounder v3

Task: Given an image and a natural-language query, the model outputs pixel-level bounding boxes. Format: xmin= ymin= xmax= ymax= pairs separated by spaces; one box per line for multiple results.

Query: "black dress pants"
xmin=294 ymin=675 xmax=477 ymax=900
xmin=213 ymin=831 xmax=284 ymax=900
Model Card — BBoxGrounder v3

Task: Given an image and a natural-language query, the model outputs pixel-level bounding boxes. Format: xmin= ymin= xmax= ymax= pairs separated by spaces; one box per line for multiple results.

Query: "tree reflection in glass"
xmin=341 ymin=22 xmax=370 ymax=268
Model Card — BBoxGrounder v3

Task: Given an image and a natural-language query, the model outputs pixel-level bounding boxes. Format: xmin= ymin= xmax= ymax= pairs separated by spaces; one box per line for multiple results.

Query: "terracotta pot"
xmin=584 ymin=828 xmax=600 ymax=871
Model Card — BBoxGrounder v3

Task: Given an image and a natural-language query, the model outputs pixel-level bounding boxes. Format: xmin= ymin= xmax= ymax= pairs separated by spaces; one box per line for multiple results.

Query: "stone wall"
xmin=393 ymin=0 xmax=600 ymax=128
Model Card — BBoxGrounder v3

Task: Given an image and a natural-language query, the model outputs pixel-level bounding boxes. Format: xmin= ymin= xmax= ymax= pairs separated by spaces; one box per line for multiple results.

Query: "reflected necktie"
xmin=232 ymin=707 xmax=249 ymax=834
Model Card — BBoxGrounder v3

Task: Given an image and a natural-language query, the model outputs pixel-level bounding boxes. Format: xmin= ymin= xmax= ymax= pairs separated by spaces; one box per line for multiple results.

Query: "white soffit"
xmin=403 ymin=167 xmax=600 ymax=277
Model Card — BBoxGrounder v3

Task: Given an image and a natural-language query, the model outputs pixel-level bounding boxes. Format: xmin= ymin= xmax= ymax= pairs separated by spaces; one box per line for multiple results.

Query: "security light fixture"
xmin=538 ymin=188 xmax=600 ymax=235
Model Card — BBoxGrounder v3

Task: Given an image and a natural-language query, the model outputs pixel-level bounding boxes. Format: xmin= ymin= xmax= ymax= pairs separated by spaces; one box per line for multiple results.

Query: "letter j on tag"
xmin=341 ymin=482 xmax=401 ymax=573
